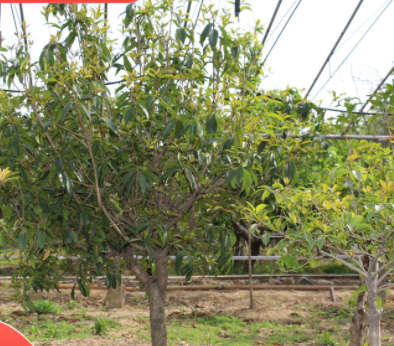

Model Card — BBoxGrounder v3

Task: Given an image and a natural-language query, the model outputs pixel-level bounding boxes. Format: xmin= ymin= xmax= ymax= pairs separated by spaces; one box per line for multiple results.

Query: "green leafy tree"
xmin=0 ymin=1 xmax=288 ymax=345
xmin=248 ymin=142 xmax=394 ymax=346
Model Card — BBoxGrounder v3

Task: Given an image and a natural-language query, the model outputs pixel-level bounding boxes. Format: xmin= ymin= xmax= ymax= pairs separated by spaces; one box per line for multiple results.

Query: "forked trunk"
xmin=147 ymin=278 xmax=167 ymax=346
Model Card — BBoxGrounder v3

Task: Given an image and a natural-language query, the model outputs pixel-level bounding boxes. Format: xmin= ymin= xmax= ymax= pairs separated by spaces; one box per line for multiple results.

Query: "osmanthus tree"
xmin=247 ymin=141 xmax=394 ymax=346
xmin=0 ymin=1 xmax=287 ymax=345
xmin=211 ymin=89 xmax=323 ymax=274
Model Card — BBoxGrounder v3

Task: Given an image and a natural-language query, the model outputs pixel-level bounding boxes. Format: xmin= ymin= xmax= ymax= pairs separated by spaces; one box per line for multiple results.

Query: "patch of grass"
xmin=66 ymin=300 xmax=76 ymax=309
xmin=29 ymin=299 xmax=62 ymax=314
xmin=320 ymin=307 xmax=353 ymax=319
xmin=320 ymin=331 xmax=338 ymax=345
xmin=92 ymin=317 xmax=120 ymax=336
xmin=227 ymin=262 xmax=356 ymax=275
xmin=147 ymin=314 xmax=315 ymax=346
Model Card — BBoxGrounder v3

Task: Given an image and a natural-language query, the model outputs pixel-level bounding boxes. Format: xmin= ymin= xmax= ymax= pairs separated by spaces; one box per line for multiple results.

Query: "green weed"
xmin=92 ymin=318 xmax=120 ymax=336
xmin=29 ymin=299 xmax=62 ymax=314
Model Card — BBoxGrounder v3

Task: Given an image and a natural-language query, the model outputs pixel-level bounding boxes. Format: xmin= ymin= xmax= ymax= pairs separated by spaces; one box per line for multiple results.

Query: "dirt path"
xmin=1 ymin=286 xmax=394 ymax=345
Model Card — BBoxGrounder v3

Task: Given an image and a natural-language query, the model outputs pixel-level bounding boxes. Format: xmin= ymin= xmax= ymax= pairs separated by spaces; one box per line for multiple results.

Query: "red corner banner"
xmin=0 ymin=322 xmax=34 ymax=346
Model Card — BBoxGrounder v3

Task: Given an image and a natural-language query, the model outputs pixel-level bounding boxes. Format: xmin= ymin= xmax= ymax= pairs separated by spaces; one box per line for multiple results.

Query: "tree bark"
xmin=366 ymin=281 xmax=381 ymax=346
xmin=233 ymin=235 xmax=245 ymax=269
xmin=243 ymin=237 xmax=261 ymax=274
xmin=126 ymin=247 xmax=168 ymax=346
xmin=147 ymin=250 xmax=168 ymax=346
xmin=147 ymin=278 xmax=167 ymax=346
xmin=248 ymin=228 xmax=253 ymax=309
xmin=349 ymin=291 xmax=366 ymax=346
xmin=349 ymin=256 xmax=368 ymax=346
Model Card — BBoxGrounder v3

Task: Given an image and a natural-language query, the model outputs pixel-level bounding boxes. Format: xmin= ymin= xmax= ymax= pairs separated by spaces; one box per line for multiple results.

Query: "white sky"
xmin=2 ymin=0 xmax=394 ymax=110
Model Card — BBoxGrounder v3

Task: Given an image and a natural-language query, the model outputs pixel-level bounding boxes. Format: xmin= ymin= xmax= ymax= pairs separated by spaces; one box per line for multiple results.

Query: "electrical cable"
xmin=266 ymin=0 xmax=298 ymax=43
xmin=312 ymin=0 xmax=393 ymax=100
xmin=13 ymin=3 xmax=22 ymax=26
xmin=336 ymin=0 xmax=391 ymax=52
xmin=262 ymin=0 xmax=303 ymax=65
xmin=193 ymin=0 xmax=204 ymax=31
xmin=10 ymin=4 xmax=19 ymax=34
xmin=304 ymin=0 xmax=364 ymax=100
xmin=261 ymin=0 xmax=283 ymax=46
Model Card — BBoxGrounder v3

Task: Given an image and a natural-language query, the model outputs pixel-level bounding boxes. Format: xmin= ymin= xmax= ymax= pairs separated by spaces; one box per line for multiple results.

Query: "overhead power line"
xmin=336 ymin=0 xmax=392 ymax=52
xmin=312 ymin=0 xmax=393 ymax=100
xmin=263 ymin=0 xmax=302 ymax=65
xmin=304 ymin=0 xmax=364 ymax=100
xmin=10 ymin=4 xmax=19 ymax=34
xmin=342 ymin=65 xmax=394 ymax=135
xmin=261 ymin=0 xmax=283 ymax=46
xmin=266 ymin=0 xmax=298 ymax=43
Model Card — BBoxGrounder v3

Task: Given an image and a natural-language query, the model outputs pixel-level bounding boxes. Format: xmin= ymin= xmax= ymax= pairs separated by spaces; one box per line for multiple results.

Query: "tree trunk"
xmin=147 ymin=251 xmax=168 ymax=346
xmin=248 ymin=229 xmax=253 ymax=309
xmin=349 ymin=256 xmax=368 ymax=346
xmin=126 ymin=247 xmax=168 ymax=346
xmin=147 ymin=278 xmax=167 ymax=346
xmin=349 ymin=291 xmax=366 ymax=346
xmin=366 ymin=283 xmax=381 ymax=346
xmin=243 ymin=237 xmax=261 ymax=274
xmin=233 ymin=235 xmax=245 ymax=269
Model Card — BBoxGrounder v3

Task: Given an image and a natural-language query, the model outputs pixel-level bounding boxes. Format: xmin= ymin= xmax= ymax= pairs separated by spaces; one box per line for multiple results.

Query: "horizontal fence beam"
xmin=1 ymin=254 xmax=355 ymax=261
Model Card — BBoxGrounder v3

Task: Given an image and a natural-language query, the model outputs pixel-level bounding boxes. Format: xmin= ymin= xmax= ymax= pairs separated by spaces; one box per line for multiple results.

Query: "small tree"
xmin=253 ymin=142 xmax=394 ymax=346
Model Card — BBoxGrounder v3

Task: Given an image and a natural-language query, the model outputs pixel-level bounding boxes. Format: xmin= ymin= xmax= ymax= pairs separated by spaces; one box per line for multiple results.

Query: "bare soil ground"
xmin=1 ymin=281 xmax=394 ymax=346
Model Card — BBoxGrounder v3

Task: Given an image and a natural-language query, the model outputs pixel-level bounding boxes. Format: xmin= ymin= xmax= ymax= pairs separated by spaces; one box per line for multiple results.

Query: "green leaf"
xmin=66 ymin=176 xmax=73 ymax=198
xmin=206 ymin=113 xmax=218 ymax=133
xmin=82 ymin=211 xmax=90 ymax=228
xmin=175 ymin=251 xmax=184 ymax=274
xmin=78 ymin=281 xmax=90 ymax=297
xmin=177 ymin=28 xmax=186 ymax=44
xmin=124 ymin=106 xmax=134 ymax=124
xmin=73 ymin=84 xmax=82 ymax=98
xmin=37 ymin=230 xmax=45 ymax=249
xmin=200 ymin=23 xmax=213 ymax=45
xmin=39 ymin=199 xmax=50 ymax=215
xmin=285 ymin=160 xmax=297 ymax=180
xmin=352 ymin=170 xmax=362 ymax=181
xmin=103 ymin=118 xmax=119 ymax=134
xmin=185 ymin=168 xmax=197 ymax=190
xmin=124 ymin=56 xmax=133 ymax=73
xmin=64 ymin=229 xmax=75 ymax=246
xmin=333 ymin=168 xmax=350 ymax=178
xmin=146 ymin=244 xmax=155 ymax=264
xmin=231 ymin=46 xmax=238 ymax=58
xmin=160 ymin=166 xmax=181 ymax=182
xmin=261 ymin=233 xmax=270 ymax=246
xmin=258 ymin=141 xmax=267 ymax=154
xmin=317 ymin=237 xmax=324 ymax=250
xmin=18 ymin=233 xmax=28 ymax=252
xmin=209 ymin=29 xmax=218 ymax=49
xmin=55 ymin=157 xmax=63 ymax=174
xmin=123 ymin=168 xmax=137 ymax=185
xmin=59 ymin=102 xmax=72 ymax=124
xmin=161 ymin=120 xmax=176 ymax=139
xmin=352 ymin=284 xmax=367 ymax=298
xmin=139 ymin=171 xmax=148 ymax=199
xmin=96 ymin=43 xmax=111 ymax=61
xmin=71 ymin=284 xmax=76 ymax=300
xmin=235 ymin=165 xmax=244 ymax=184
xmin=377 ymin=296 xmax=382 ymax=311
